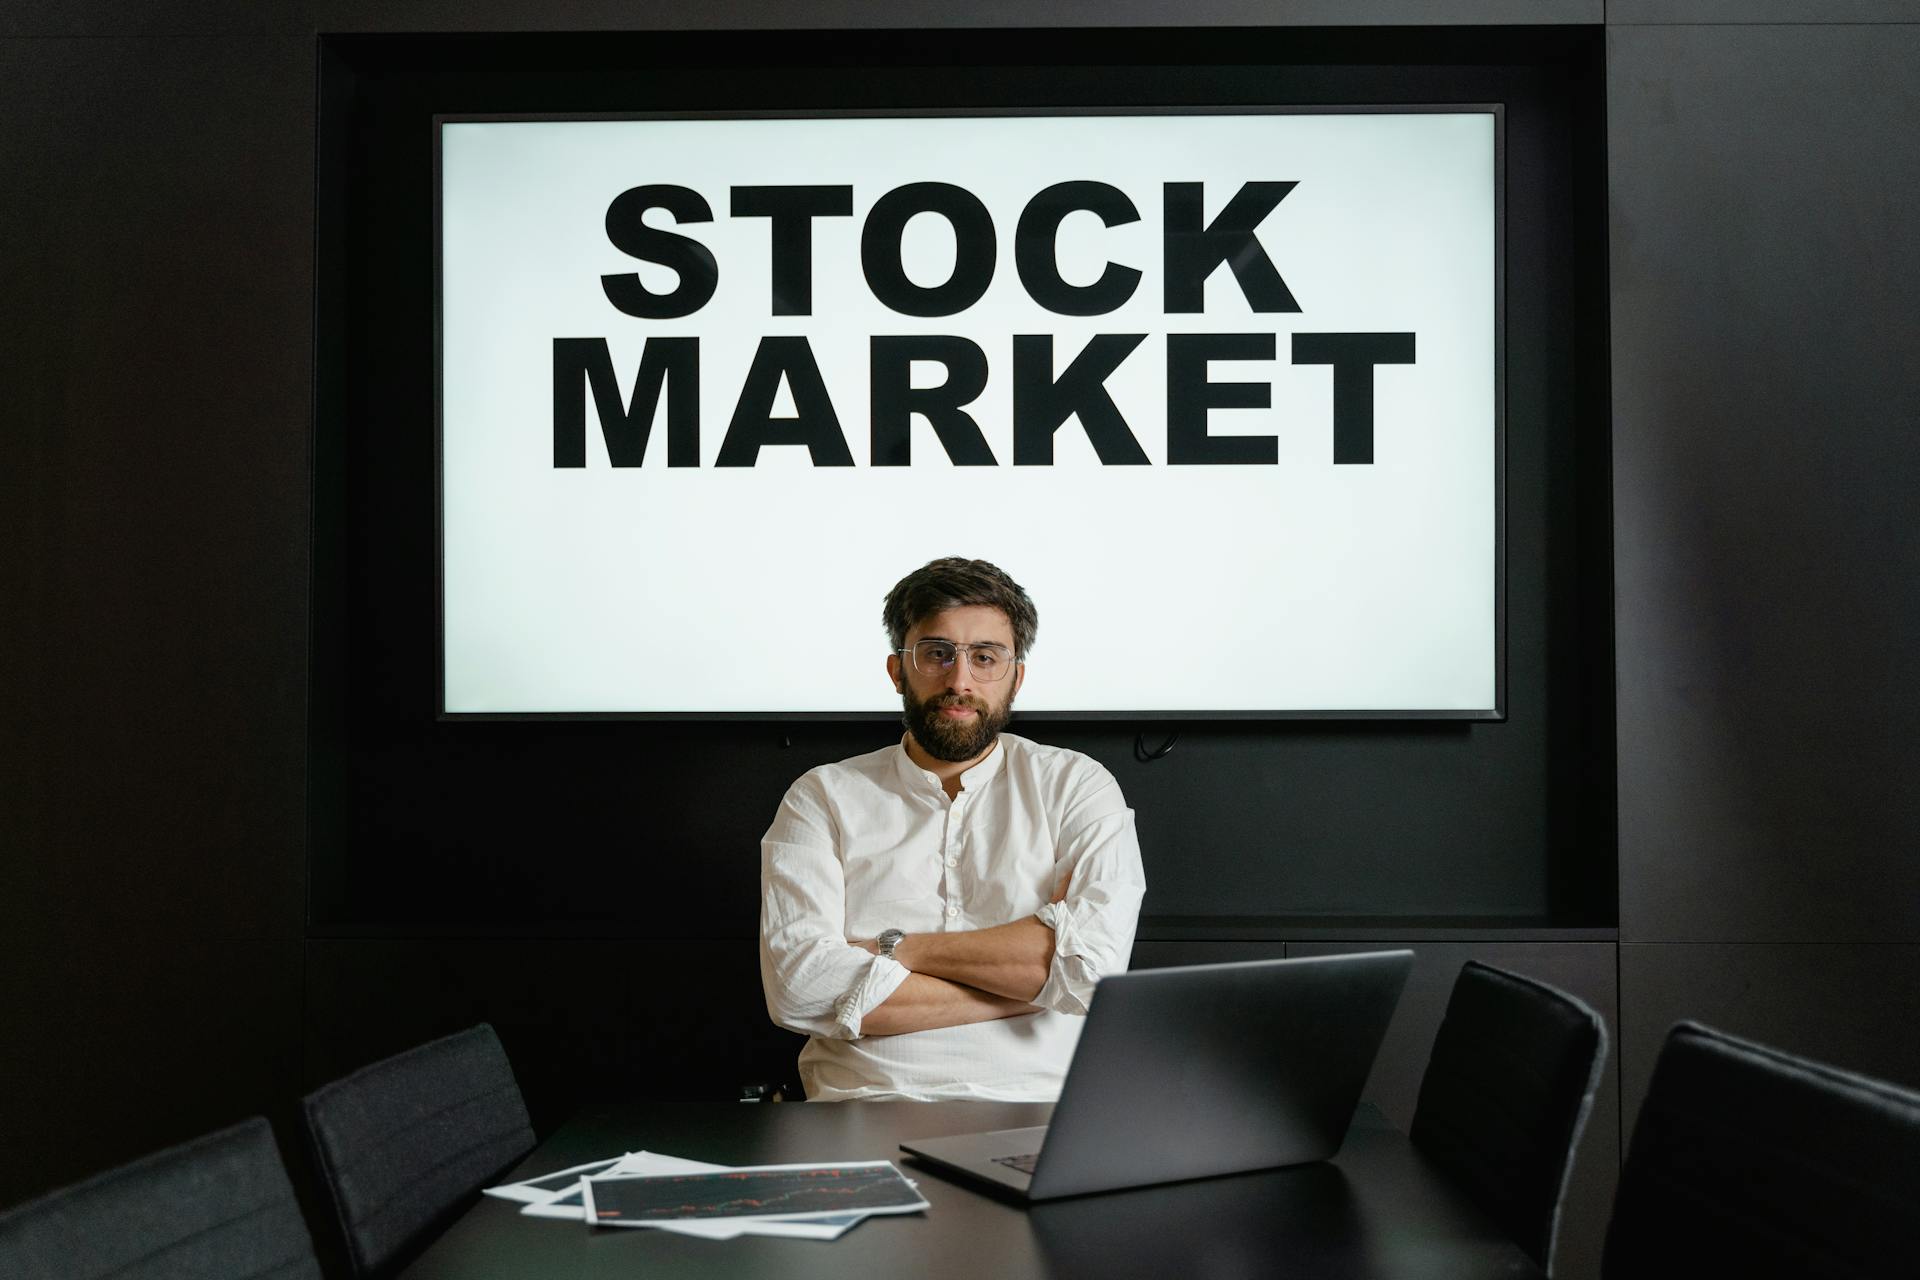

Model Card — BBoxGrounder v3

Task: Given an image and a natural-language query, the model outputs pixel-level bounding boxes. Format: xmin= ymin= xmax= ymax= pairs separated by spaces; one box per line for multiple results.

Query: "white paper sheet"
xmin=505 ymin=1151 xmax=875 ymax=1241
xmin=483 ymin=1155 xmax=627 ymax=1203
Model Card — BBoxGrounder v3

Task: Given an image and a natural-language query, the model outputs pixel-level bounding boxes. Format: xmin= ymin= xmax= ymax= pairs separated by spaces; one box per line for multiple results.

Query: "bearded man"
xmin=758 ymin=557 xmax=1148 ymax=1101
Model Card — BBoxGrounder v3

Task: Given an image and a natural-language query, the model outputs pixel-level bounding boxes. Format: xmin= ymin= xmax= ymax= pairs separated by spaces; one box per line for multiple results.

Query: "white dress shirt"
xmin=759 ymin=732 xmax=1147 ymax=1102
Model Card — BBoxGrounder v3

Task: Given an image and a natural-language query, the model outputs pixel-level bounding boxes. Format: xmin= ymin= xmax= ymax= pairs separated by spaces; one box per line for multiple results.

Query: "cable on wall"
xmin=1134 ymin=731 xmax=1179 ymax=763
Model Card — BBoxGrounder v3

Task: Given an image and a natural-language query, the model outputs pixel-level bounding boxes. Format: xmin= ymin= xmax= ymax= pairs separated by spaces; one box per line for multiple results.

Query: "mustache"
xmin=929 ymin=694 xmax=988 ymax=711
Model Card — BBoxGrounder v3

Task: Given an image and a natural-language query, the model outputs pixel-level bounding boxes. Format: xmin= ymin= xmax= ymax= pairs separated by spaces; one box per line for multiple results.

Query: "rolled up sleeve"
xmin=1031 ymin=802 xmax=1146 ymax=1016
xmin=759 ymin=778 xmax=910 ymax=1039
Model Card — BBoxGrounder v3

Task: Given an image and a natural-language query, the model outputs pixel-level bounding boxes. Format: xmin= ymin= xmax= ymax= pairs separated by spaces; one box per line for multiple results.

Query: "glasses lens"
xmin=913 ymin=641 xmax=957 ymax=674
xmin=966 ymin=647 xmax=1010 ymax=681
xmin=910 ymin=641 xmax=1011 ymax=681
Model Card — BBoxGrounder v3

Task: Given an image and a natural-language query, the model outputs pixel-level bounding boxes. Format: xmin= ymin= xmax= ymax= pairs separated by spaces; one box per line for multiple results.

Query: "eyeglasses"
xmin=898 ymin=640 xmax=1018 ymax=682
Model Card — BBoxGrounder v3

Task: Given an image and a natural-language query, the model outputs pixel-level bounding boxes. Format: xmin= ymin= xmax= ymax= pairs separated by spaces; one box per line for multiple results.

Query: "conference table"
xmin=399 ymin=1100 xmax=1546 ymax=1280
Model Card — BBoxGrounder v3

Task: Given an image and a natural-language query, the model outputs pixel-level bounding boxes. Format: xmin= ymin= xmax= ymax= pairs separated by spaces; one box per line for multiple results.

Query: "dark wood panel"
xmin=1609 ymin=22 xmax=1920 ymax=943
xmin=1618 ymin=943 xmax=1920 ymax=1147
xmin=0 ymin=3 xmax=308 ymax=36
xmin=1140 ymin=921 xmax=1619 ymax=942
xmin=1609 ymin=0 xmax=1920 ymax=21
xmin=0 ymin=30 xmax=315 ymax=1212
xmin=0 ymin=34 xmax=315 ymax=946
xmin=1289 ymin=941 xmax=1619 ymax=1280
xmin=304 ymin=939 xmax=809 ymax=1128
xmin=1131 ymin=938 xmax=1289 ymax=969
xmin=307 ymin=0 xmax=1602 ymax=35
xmin=1091 ymin=725 xmax=1562 ymax=921
xmin=0 ymin=938 xmax=304 ymax=1212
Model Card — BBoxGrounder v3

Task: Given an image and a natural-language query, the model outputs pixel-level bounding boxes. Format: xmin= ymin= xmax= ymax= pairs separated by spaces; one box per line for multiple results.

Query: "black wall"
xmin=6 ymin=7 xmax=1919 ymax=1280
xmin=1 ymin=18 xmax=316 ymax=1214
xmin=1606 ymin=5 xmax=1920 ymax=1128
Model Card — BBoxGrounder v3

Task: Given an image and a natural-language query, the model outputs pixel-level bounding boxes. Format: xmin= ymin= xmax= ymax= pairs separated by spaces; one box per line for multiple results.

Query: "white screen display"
xmin=438 ymin=110 xmax=1499 ymax=716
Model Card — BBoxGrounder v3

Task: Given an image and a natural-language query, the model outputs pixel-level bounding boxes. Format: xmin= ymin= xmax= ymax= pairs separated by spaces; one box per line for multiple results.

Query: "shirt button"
xmin=946 ymin=857 xmax=958 ymax=868
xmin=946 ymin=906 xmax=959 ymax=919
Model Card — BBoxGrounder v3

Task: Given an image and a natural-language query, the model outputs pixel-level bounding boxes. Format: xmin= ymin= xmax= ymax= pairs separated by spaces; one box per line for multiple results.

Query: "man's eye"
xmin=971 ymin=651 xmax=1001 ymax=670
xmin=921 ymin=644 xmax=957 ymax=664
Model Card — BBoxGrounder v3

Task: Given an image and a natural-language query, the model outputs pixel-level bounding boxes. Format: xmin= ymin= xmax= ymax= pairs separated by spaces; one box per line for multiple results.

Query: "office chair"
xmin=1603 ymin=1021 xmax=1920 ymax=1279
xmin=1409 ymin=961 xmax=1607 ymax=1272
xmin=302 ymin=1023 xmax=535 ymax=1277
xmin=0 ymin=1115 xmax=321 ymax=1280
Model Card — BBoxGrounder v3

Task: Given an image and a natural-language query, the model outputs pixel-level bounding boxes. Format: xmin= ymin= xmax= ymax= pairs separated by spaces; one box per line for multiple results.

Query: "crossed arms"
xmin=759 ymin=773 xmax=1146 ymax=1043
xmin=850 ymin=884 xmax=1066 ymax=1036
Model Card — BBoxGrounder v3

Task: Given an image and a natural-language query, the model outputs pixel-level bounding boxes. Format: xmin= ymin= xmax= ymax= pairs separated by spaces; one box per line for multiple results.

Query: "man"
xmin=759 ymin=557 xmax=1147 ymax=1101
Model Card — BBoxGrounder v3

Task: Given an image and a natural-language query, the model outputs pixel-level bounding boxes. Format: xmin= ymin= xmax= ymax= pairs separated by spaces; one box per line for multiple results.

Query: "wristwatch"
xmin=875 ymin=928 xmax=905 ymax=960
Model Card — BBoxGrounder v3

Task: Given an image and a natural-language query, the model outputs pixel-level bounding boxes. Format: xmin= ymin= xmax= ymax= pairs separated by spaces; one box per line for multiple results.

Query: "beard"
xmin=901 ymin=682 xmax=1016 ymax=763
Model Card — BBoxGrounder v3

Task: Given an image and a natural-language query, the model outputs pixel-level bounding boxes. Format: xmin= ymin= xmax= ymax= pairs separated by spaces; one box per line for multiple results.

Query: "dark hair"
xmin=883 ymin=557 xmax=1038 ymax=659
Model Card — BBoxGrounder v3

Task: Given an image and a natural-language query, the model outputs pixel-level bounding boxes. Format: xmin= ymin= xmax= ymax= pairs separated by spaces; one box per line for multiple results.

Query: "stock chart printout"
xmin=583 ymin=1162 xmax=929 ymax=1225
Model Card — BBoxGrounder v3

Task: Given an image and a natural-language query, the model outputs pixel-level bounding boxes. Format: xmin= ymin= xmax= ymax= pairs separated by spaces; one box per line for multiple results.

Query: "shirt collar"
xmin=893 ymin=732 xmax=1009 ymax=795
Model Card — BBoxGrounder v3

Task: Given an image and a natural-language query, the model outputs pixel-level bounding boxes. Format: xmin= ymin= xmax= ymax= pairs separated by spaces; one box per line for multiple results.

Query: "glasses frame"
xmin=896 ymin=640 xmax=1021 ymax=683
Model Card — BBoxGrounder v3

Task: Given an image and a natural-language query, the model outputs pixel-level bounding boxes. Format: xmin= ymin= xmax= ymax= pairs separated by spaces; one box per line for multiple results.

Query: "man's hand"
xmin=859 ymin=974 xmax=1040 ymax=1037
xmin=879 ymin=918 xmax=1055 ymax=1003
xmin=848 ymin=867 xmax=1070 ymax=1001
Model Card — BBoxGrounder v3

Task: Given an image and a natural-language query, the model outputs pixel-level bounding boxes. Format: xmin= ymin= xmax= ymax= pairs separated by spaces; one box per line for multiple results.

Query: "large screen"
xmin=437 ymin=108 xmax=1501 ymax=717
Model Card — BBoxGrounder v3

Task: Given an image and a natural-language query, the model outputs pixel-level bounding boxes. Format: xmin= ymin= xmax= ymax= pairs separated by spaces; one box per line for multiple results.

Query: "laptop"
xmin=899 ymin=949 xmax=1414 ymax=1202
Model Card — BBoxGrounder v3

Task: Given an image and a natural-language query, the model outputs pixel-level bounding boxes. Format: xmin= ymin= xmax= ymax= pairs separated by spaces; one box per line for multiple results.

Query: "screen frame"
xmin=432 ymin=103 xmax=1506 ymax=722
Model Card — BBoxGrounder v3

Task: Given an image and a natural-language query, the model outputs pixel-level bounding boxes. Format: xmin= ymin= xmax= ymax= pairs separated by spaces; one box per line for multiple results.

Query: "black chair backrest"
xmin=1603 ymin=1021 xmax=1920 ymax=1279
xmin=1409 ymin=960 xmax=1607 ymax=1271
xmin=0 ymin=1116 xmax=320 ymax=1280
xmin=302 ymin=1023 xmax=535 ymax=1278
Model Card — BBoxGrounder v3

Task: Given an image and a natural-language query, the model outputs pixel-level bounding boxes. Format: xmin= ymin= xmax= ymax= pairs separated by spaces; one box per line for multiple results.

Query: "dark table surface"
xmin=400 ymin=1100 xmax=1544 ymax=1280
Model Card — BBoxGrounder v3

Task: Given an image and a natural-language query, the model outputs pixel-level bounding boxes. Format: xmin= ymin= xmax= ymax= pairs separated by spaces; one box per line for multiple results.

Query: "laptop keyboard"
xmin=992 ymin=1152 xmax=1041 ymax=1176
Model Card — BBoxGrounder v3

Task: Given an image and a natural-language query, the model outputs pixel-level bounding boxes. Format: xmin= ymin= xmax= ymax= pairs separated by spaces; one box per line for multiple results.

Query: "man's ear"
xmin=886 ymin=652 xmax=903 ymax=694
xmin=1012 ymin=659 xmax=1026 ymax=699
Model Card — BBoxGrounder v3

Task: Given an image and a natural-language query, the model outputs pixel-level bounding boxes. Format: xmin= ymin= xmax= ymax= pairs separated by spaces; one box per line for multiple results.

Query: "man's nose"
xmin=942 ymin=655 xmax=975 ymax=693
